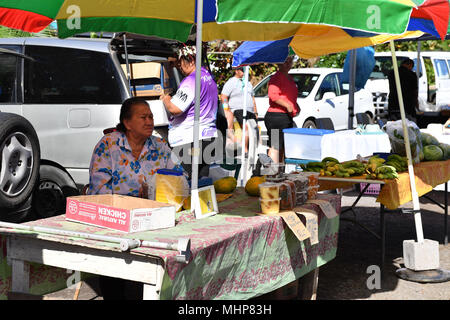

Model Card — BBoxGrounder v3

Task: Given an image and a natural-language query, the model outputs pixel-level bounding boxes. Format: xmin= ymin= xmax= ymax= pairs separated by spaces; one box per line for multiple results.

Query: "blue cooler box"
xmin=283 ymin=128 xmax=334 ymax=160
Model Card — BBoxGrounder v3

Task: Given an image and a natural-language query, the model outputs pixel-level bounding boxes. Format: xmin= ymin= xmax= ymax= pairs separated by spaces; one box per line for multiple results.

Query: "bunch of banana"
xmin=300 ymin=161 xmax=324 ymax=173
xmin=385 ymin=154 xmax=408 ymax=172
xmin=341 ymin=160 xmax=366 ymax=175
xmin=365 ymin=155 xmax=386 ymax=172
xmin=374 ymin=165 xmax=399 ymax=180
xmin=321 ymin=157 xmax=339 ymax=165
xmin=320 ymin=157 xmax=340 ymax=176
xmin=333 ymin=161 xmax=365 ymax=178
xmin=364 ymin=155 xmax=386 ymax=179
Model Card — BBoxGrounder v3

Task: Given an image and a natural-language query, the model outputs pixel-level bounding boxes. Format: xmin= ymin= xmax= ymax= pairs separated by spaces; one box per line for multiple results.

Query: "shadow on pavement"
xmin=317 ymin=190 xmax=449 ymax=300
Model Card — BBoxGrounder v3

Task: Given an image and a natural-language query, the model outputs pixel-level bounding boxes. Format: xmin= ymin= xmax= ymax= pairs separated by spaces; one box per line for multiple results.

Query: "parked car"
xmin=0 ymin=34 xmax=182 ymax=221
xmin=365 ymin=51 xmax=450 ymax=118
xmin=254 ymin=68 xmax=375 ymax=132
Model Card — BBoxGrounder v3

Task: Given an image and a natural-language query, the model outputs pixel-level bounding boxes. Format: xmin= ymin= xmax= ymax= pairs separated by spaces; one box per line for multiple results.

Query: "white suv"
xmin=254 ymin=68 xmax=375 ymax=131
xmin=0 ymin=35 xmax=182 ymax=221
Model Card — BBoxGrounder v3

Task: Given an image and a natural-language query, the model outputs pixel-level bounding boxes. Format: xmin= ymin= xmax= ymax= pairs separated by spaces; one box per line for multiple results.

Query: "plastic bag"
xmin=383 ymin=120 xmax=424 ymax=164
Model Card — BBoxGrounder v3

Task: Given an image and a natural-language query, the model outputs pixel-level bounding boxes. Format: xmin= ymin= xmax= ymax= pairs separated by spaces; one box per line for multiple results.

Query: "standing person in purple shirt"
xmin=160 ymin=45 xmax=218 ymax=178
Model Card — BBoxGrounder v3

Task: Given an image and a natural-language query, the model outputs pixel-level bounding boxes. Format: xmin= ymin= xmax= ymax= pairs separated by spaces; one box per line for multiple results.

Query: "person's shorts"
xmin=233 ymin=109 xmax=257 ymax=127
xmin=171 ymin=138 xmax=216 ymax=179
xmin=264 ymin=112 xmax=294 ymax=150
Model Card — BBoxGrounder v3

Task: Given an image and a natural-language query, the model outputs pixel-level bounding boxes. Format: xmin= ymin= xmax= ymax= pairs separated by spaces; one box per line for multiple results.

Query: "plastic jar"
xmin=155 ymin=169 xmax=189 ymax=211
xmin=258 ymin=182 xmax=281 ymax=200
xmin=259 ymin=197 xmax=281 ymax=214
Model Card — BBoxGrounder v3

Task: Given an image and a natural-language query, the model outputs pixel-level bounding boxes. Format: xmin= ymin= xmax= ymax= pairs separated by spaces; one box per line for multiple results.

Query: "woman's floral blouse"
xmin=87 ymin=131 xmax=183 ymax=197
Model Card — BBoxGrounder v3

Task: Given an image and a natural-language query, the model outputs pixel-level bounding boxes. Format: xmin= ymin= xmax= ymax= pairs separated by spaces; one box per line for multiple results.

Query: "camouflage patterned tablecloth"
xmin=0 ymin=188 xmax=341 ymax=300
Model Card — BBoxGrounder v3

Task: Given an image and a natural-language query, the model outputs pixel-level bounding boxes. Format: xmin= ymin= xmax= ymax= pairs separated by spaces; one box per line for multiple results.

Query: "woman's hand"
xmin=138 ymin=175 xmax=149 ymax=199
xmin=292 ymin=103 xmax=301 ymax=117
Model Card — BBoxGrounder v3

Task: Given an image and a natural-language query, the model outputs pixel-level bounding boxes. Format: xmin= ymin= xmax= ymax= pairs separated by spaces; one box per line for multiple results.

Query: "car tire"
xmin=0 ymin=113 xmax=40 ymax=210
xmin=302 ymin=120 xmax=317 ymax=129
xmin=32 ymin=164 xmax=79 ymax=218
xmin=0 ymin=193 xmax=34 ymax=223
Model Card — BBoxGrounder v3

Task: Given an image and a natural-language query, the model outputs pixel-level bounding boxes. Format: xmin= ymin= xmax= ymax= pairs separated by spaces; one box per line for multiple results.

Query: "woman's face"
xmin=124 ymin=103 xmax=154 ymax=139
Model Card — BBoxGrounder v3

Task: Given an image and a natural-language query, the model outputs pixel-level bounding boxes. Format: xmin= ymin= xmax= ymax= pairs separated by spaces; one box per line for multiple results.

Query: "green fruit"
xmin=420 ymin=132 xmax=440 ymax=146
xmin=438 ymin=143 xmax=450 ymax=160
xmin=307 ymin=162 xmax=324 ymax=168
xmin=423 ymin=145 xmax=444 ymax=161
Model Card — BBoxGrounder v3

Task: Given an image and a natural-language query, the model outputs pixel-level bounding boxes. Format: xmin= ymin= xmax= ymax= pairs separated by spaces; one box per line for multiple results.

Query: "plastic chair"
xmin=356 ymin=113 xmax=372 ymax=125
xmin=239 ymin=119 xmax=258 ymax=183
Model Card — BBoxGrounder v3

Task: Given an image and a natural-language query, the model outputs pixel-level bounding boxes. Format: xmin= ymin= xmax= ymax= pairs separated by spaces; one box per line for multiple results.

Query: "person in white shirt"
xmin=220 ymin=67 xmax=258 ymax=152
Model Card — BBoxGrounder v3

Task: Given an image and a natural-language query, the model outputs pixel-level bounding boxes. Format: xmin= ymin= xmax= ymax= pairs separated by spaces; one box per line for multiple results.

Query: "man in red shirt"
xmin=264 ymin=56 xmax=300 ymax=164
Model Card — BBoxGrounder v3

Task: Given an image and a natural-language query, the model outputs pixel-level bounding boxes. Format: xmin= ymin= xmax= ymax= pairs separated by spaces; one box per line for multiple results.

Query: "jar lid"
xmin=156 ymin=168 xmax=184 ymax=176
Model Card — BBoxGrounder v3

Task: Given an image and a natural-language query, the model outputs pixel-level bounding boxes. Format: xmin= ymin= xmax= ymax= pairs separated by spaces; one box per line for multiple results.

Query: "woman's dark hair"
xmin=116 ymin=97 xmax=150 ymax=133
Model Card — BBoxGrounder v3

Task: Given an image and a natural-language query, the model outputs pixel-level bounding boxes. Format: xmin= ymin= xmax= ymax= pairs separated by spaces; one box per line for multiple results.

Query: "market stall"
xmin=0 ymin=188 xmax=340 ymax=300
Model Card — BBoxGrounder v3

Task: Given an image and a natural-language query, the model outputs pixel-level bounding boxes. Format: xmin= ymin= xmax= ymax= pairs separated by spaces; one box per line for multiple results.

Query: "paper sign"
xmin=279 ymin=211 xmax=311 ymax=241
xmin=297 ymin=209 xmax=319 ymax=245
xmin=306 ymin=199 xmax=338 ymax=219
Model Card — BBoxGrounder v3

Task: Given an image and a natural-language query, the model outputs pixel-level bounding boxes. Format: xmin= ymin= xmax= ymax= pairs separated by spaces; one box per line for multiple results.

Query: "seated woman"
xmin=87 ymin=96 xmax=184 ymax=300
xmin=87 ymin=96 xmax=184 ymax=199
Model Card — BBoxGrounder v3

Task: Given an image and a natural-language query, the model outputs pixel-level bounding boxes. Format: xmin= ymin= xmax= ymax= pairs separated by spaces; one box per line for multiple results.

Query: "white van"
xmin=365 ymin=51 xmax=450 ymax=117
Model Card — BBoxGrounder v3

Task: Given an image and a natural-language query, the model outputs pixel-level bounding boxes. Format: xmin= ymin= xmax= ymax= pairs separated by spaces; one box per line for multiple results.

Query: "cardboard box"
xmin=121 ymin=62 xmax=161 ymax=80
xmin=65 ymin=194 xmax=176 ymax=233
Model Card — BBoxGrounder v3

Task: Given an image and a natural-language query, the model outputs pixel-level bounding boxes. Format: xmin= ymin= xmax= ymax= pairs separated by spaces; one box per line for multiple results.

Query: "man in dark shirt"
xmin=387 ymin=58 xmax=419 ymax=122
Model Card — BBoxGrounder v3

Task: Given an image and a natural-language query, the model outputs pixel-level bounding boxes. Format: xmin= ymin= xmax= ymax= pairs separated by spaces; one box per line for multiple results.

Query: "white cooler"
xmin=283 ymin=128 xmax=334 ymax=160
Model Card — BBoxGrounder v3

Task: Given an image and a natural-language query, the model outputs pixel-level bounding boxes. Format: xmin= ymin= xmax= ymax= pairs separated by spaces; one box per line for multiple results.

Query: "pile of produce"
xmin=421 ymin=132 xmax=450 ymax=161
xmin=301 ymin=155 xmax=402 ymax=180
xmin=384 ymin=154 xmax=408 ymax=173
xmin=384 ymin=120 xmax=423 ymax=163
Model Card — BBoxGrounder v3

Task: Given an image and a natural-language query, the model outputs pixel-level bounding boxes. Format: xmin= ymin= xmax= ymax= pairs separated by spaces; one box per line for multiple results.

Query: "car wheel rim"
xmin=0 ymin=132 xmax=34 ymax=197
xmin=35 ymin=180 xmax=65 ymax=217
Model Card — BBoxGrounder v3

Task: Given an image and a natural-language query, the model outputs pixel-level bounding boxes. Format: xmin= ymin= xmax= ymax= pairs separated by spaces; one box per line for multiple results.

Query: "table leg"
xmin=143 ymin=283 xmax=160 ymax=300
xmin=298 ymin=268 xmax=319 ymax=300
xmin=341 ymin=183 xmax=371 ymax=217
xmin=380 ymin=204 xmax=386 ymax=277
xmin=11 ymin=259 xmax=30 ymax=294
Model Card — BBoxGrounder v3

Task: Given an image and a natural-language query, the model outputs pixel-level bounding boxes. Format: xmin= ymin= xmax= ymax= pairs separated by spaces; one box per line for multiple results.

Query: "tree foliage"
xmin=207 ymin=39 xmax=450 ymax=91
xmin=0 ymin=25 xmax=57 ymax=38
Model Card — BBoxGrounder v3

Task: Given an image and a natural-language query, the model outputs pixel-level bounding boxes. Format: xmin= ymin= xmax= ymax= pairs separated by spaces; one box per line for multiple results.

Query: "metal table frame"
xmin=319 ymin=177 xmax=448 ymax=275
xmin=5 ymin=235 xmax=166 ymax=299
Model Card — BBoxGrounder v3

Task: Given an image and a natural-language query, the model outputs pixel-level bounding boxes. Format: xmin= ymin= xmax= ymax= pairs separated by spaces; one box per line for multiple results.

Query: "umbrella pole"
xmin=123 ymin=34 xmax=132 ymax=95
xmin=389 ymin=40 xmax=424 ymax=243
xmin=348 ymin=49 xmax=357 ymax=129
xmin=390 ymin=41 xmax=446 ymax=282
xmin=240 ymin=66 xmax=249 ymax=186
xmin=190 ymin=0 xmax=204 ymax=216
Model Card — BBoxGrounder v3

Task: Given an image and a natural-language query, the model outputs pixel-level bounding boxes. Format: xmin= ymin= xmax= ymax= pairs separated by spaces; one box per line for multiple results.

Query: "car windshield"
xmin=291 ymin=73 xmax=319 ymax=98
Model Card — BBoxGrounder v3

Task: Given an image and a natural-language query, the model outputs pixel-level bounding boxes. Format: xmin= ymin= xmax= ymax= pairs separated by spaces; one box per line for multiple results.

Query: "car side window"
xmin=0 ymin=46 xmax=20 ymax=103
xmin=434 ymin=59 xmax=449 ymax=79
xmin=0 ymin=54 xmax=18 ymax=103
xmin=315 ymin=74 xmax=339 ymax=100
xmin=254 ymin=77 xmax=270 ymax=97
xmin=336 ymin=73 xmax=349 ymax=95
xmin=24 ymin=45 xmax=126 ymax=104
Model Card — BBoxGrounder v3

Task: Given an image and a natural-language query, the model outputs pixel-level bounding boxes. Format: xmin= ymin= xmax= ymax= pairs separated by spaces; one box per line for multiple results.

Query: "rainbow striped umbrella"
xmin=0 ymin=0 xmax=447 ymax=44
